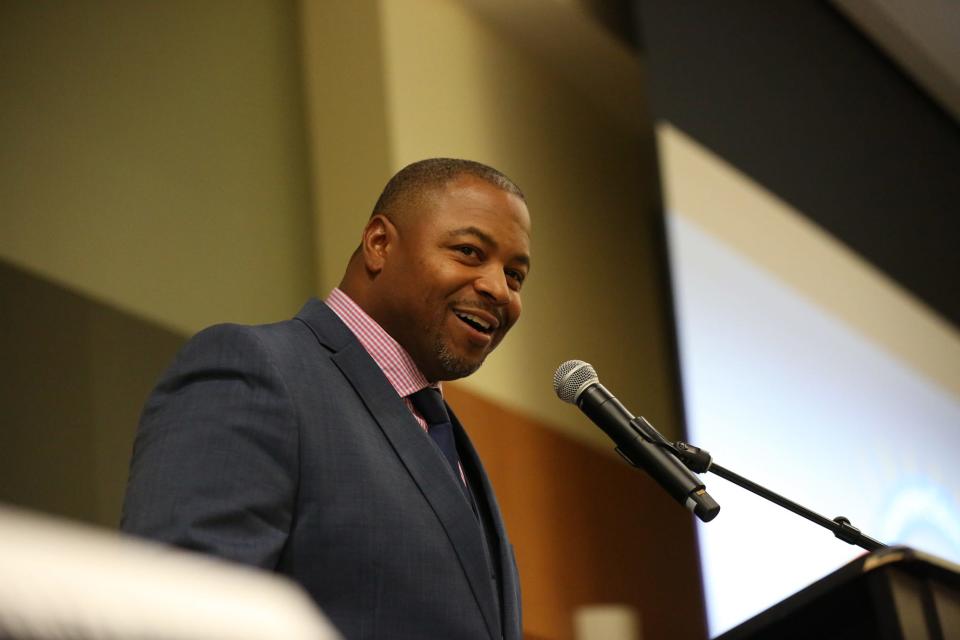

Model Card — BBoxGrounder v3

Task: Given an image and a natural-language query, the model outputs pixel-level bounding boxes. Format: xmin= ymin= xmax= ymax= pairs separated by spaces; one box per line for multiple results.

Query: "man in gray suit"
xmin=121 ymin=158 xmax=531 ymax=640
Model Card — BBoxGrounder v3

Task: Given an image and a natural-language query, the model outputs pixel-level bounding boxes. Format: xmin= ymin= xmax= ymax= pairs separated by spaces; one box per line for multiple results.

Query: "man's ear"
xmin=361 ymin=214 xmax=395 ymax=274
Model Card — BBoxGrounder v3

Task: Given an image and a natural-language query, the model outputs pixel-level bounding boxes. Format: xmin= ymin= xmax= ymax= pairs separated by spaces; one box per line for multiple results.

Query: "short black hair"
xmin=371 ymin=158 xmax=525 ymax=220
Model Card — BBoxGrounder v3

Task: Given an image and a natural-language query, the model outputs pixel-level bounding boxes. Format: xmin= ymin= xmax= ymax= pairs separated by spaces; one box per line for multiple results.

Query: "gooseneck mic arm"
xmin=554 ymin=360 xmax=886 ymax=551
xmin=671 ymin=441 xmax=887 ymax=552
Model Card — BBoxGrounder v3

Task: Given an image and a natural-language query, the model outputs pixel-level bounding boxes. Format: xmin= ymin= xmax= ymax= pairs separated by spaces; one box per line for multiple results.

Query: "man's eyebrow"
xmin=446 ymin=226 xmax=531 ymax=268
xmin=446 ymin=226 xmax=495 ymax=246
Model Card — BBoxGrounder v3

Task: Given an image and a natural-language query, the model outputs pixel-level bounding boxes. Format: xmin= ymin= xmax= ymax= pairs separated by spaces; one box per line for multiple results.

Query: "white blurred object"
xmin=573 ymin=604 xmax=641 ymax=640
xmin=0 ymin=504 xmax=341 ymax=639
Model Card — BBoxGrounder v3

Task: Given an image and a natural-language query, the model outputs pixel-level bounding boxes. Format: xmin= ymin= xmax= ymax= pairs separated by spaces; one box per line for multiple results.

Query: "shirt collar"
xmin=324 ymin=288 xmax=435 ymax=397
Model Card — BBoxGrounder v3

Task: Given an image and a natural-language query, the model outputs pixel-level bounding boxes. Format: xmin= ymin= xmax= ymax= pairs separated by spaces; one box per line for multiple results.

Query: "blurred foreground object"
xmin=0 ymin=504 xmax=341 ymax=640
xmin=574 ymin=604 xmax=641 ymax=640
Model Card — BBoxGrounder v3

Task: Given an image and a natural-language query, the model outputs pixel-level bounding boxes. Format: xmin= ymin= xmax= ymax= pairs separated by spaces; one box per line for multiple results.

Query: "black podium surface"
xmin=716 ymin=546 xmax=960 ymax=640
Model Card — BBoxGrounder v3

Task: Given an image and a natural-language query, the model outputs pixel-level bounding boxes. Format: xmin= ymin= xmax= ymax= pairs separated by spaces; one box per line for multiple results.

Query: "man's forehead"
xmin=436 ymin=177 xmax=528 ymax=219
xmin=399 ymin=174 xmax=530 ymax=249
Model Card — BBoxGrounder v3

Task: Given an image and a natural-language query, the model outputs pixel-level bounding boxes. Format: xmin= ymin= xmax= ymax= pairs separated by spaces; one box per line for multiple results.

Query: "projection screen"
xmin=658 ymin=123 xmax=960 ymax=636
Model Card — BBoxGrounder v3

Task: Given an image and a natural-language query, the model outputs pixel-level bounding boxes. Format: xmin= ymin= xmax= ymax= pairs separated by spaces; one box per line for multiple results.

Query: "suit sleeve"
xmin=121 ymin=323 xmax=299 ymax=569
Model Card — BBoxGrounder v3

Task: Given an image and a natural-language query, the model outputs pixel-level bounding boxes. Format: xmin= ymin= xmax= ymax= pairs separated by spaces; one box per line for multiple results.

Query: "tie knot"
xmin=409 ymin=387 xmax=450 ymax=426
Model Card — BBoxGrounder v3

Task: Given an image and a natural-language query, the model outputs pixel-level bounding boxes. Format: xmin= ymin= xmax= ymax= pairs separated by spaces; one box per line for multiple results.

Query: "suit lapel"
xmin=297 ymin=299 xmax=502 ymax=640
xmin=333 ymin=344 xmax=501 ymax=640
xmin=450 ymin=406 xmax=522 ymax=640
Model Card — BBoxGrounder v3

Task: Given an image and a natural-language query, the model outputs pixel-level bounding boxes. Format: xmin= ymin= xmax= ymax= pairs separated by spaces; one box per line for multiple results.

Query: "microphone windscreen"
xmin=553 ymin=360 xmax=599 ymax=404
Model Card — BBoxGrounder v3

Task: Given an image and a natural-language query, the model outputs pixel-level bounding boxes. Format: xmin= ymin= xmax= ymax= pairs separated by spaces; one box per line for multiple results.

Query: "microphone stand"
xmin=668 ymin=441 xmax=886 ymax=552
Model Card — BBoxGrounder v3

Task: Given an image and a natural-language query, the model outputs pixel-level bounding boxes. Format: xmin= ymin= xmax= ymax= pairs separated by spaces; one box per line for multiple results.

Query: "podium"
xmin=717 ymin=547 xmax=960 ymax=640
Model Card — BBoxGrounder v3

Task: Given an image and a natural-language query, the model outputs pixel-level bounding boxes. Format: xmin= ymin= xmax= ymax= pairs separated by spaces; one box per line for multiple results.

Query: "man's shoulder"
xmin=187 ymin=298 xmax=339 ymax=344
xmin=175 ymin=298 xmax=347 ymax=370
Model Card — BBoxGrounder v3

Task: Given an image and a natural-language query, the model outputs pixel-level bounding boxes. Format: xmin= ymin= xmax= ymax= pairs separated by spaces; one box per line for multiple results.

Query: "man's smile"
xmin=452 ymin=307 xmax=499 ymax=334
xmin=450 ymin=307 xmax=500 ymax=347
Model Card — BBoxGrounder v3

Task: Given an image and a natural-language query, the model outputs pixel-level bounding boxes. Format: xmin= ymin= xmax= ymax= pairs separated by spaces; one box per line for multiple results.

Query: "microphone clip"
xmin=672 ymin=441 xmax=713 ymax=473
xmin=628 ymin=416 xmax=714 ymax=474
xmin=613 ymin=417 xmax=677 ymax=469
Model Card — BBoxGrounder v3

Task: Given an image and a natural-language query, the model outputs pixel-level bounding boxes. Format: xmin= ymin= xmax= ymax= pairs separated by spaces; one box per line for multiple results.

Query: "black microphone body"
xmin=577 ymin=383 xmax=720 ymax=522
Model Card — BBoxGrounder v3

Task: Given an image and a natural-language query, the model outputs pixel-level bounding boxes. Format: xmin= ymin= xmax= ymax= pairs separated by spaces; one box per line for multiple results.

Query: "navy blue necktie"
xmin=410 ymin=389 xmax=486 ymax=554
xmin=409 ymin=387 xmax=462 ymax=482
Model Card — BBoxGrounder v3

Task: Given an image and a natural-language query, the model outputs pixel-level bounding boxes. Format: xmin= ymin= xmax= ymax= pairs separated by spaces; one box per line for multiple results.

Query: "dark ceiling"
xmin=634 ymin=0 xmax=960 ymax=329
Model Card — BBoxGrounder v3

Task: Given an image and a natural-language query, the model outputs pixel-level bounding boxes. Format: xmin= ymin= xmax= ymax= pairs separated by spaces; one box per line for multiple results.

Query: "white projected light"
xmin=657 ymin=124 xmax=960 ymax=637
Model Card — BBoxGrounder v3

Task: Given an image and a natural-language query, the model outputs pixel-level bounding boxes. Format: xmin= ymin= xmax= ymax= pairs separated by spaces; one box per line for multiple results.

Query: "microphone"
xmin=554 ymin=360 xmax=720 ymax=523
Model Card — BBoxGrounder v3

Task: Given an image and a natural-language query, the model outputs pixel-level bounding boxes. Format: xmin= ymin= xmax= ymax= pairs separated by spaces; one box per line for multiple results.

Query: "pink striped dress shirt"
xmin=324 ymin=287 xmax=436 ymax=433
xmin=325 ymin=288 xmax=468 ymax=485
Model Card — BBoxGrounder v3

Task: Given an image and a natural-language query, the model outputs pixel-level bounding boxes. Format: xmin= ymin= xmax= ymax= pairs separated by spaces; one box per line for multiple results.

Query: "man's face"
xmin=374 ymin=175 xmax=531 ymax=381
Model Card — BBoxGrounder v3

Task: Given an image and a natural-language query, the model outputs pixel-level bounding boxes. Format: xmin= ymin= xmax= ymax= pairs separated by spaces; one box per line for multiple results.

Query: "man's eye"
xmin=507 ymin=270 xmax=525 ymax=285
xmin=457 ymin=246 xmax=479 ymax=257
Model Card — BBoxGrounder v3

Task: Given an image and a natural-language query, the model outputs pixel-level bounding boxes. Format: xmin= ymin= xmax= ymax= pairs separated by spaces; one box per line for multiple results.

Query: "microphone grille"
xmin=553 ymin=360 xmax=599 ymax=404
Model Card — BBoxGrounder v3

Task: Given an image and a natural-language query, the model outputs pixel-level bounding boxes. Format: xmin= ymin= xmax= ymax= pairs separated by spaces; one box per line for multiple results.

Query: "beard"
xmin=417 ymin=297 xmax=504 ymax=381
xmin=433 ymin=332 xmax=484 ymax=380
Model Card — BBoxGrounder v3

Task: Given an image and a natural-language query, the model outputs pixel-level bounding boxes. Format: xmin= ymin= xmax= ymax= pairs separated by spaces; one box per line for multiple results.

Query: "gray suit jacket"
xmin=121 ymin=298 xmax=521 ymax=640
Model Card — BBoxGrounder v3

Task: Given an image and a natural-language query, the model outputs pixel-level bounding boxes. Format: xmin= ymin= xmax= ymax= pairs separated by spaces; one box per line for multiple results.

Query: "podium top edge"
xmin=861 ymin=545 xmax=960 ymax=581
xmin=715 ymin=546 xmax=960 ymax=640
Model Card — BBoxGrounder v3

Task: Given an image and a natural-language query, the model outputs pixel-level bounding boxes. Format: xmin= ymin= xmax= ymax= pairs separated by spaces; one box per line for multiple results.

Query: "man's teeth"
xmin=455 ymin=311 xmax=492 ymax=332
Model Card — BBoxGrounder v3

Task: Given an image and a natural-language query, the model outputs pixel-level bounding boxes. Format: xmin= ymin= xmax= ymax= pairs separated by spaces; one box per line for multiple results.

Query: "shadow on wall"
xmin=0 ymin=259 xmax=186 ymax=527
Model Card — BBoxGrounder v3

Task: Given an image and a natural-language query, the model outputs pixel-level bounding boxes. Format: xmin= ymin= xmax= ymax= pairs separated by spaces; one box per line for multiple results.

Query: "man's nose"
xmin=474 ymin=265 xmax=510 ymax=304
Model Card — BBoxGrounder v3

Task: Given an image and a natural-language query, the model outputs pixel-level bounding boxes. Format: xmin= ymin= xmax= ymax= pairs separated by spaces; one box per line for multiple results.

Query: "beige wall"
xmin=0 ymin=0 xmax=316 ymax=336
xmin=299 ymin=0 xmax=393 ymax=289
xmin=302 ymin=0 xmax=680 ymax=446
xmin=0 ymin=0 xmax=682 ymax=504
xmin=0 ymin=3 xmax=698 ymax=636
xmin=1 ymin=0 xmax=680 ymax=445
